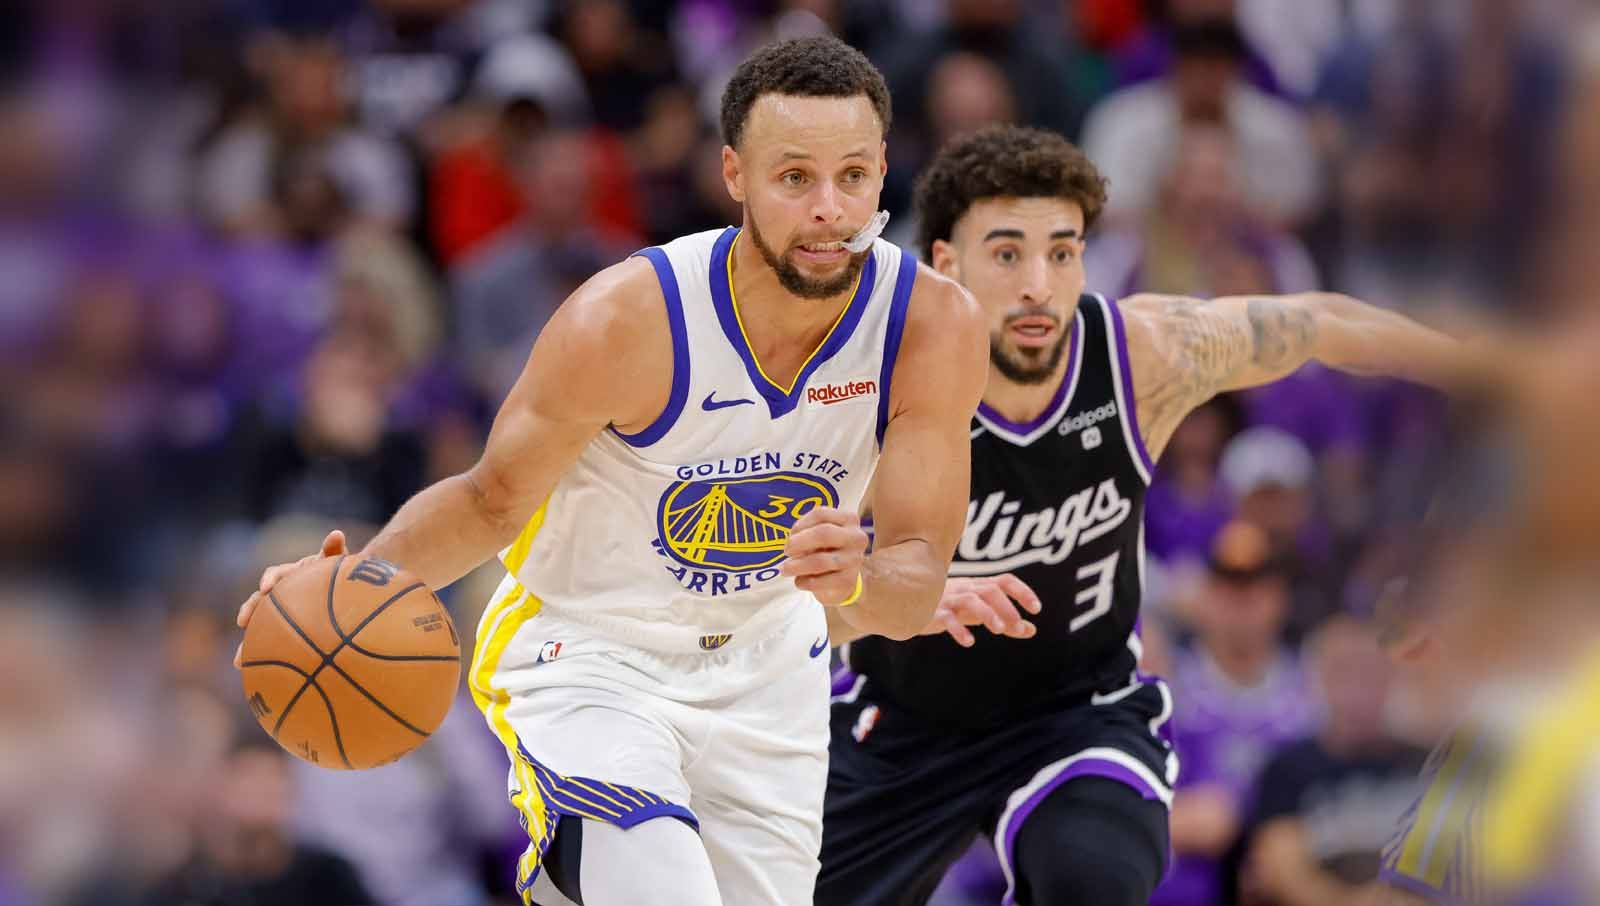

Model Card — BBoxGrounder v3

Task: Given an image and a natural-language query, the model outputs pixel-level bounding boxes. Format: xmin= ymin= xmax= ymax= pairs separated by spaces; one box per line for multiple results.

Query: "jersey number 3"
xmin=1070 ymin=552 xmax=1119 ymax=633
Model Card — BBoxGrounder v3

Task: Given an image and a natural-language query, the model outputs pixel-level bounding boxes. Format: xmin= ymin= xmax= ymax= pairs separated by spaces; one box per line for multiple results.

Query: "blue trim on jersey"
xmin=708 ymin=226 xmax=879 ymax=419
xmin=875 ymin=249 xmax=917 ymax=447
xmin=1103 ymin=296 xmax=1157 ymax=476
xmin=612 ymin=247 xmax=692 ymax=447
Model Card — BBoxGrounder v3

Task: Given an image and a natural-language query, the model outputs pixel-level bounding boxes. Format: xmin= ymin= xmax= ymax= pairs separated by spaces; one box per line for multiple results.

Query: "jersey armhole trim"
xmin=875 ymin=248 xmax=918 ymax=447
xmin=612 ymin=247 xmax=690 ymax=447
xmin=1099 ymin=293 xmax=1157 ymax=482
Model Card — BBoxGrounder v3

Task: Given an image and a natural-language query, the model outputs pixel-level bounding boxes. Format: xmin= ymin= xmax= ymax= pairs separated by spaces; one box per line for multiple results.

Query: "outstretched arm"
xmin=1124 ymin=292 xmax=1475 ymax=458
xmin=827 ymin=270 xmax=988 ymax=642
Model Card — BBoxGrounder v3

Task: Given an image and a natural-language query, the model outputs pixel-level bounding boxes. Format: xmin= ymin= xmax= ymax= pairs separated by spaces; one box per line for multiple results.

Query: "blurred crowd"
xmin=1 ymin=1 xmax=1596 ymax=905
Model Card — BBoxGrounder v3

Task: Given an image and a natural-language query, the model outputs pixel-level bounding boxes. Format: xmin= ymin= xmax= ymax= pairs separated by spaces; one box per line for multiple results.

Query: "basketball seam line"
xmin=327 ymin=555 xmax=455 ymax=662
xmin=264 ymin=591 xmax=330 ymax=737
xmin=322 ymin=658 xmax=431 ymax=737
xmin=266 ymin=586 xmax=352 ymax=768
xmin=301 ymin=669 xmax=350 ymax=768
xmin=245 ymin=659 xmax=403 ymax=746
xmin=319 ymin=555 xmax=352 ymax=768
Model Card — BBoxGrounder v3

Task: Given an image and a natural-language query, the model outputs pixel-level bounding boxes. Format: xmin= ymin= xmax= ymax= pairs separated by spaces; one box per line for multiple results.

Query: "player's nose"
xmin=1019 ymin=257 xmax=1053 ymax=305
xmin=810 ymin=181 xmax=845 ymax=224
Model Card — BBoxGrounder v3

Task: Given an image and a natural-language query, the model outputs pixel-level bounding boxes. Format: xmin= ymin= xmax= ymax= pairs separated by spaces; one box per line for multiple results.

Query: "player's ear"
xmin=878 ymin=140 xmax=888 ymax=179
xmin=722 ymin=145 xmax=745 ymax=204
xmin=930 ymin=239 xmax=959 ymax=280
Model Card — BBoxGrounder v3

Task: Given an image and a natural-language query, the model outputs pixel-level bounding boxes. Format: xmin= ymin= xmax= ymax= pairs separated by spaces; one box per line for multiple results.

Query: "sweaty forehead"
xmin=741 ymin=94 xmax=883 ymax=163
xmin=956 ymin=196 xmax=1085 ymax=243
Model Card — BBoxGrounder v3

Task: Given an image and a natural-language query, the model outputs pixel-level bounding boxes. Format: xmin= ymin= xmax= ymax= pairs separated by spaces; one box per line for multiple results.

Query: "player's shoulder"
xmin=1116 ymin=292 xmax=1195 ymax=331
xmin=903 ymin=260 xmax=983 ymax=339
xmin=548 ymin=255 xmax=667 ymax=354
xmin=885 ymin=259 xmax=986 ymax=408
xmin=1114 ymin=292 xmax=1204 ymax=373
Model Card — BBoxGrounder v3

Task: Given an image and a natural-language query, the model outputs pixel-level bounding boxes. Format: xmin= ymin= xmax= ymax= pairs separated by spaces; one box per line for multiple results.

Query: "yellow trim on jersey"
xmin=472 ymin=501 xmax=552 ymax=903
xmin=501 ymin=501 xmax=550 ymax=576
xmin=1482 ymin=645 xmax=1600 ymax=886
xmin=726 ymin=232 xmax=862 ymax=395
xmin=1396 ymin=731 xmax=1476 ymax=881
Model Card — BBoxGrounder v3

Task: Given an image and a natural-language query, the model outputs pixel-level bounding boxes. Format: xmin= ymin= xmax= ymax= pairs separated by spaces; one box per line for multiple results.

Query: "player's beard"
xmin=990 ymin=320 xmax=1069 ymax=385
xmin=746 ymin=215 xmax=870 ymax=300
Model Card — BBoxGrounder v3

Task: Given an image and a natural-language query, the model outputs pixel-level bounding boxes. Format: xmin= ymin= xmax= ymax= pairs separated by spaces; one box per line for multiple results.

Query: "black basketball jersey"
xmin=849 ymin=294 xmax=1155 ymax=731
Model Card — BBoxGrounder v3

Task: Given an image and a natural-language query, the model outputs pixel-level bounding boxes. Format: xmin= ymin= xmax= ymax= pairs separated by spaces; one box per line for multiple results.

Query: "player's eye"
xmin=995 ymin=248 xmax=1017 ymax=265
xmin=781 ymin=170 xmax=807 ymax=187
xmin=842 ymin=168 xmax=866 ymax=184
xmin=1052 ymin=246 xmax=1075 ymax=264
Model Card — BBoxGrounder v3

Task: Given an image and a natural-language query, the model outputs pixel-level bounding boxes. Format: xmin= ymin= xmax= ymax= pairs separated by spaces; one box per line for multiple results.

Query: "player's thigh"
xmin=682 ymin=622 xmax=833 ymax=905
xmin=816 ymin=699 xmax=989 ymax=906
xmin=533 ymin=815 xmax=722 ymax=906
xmin=686 ymin=705 xmax=830 ymax=906
xmin=1010 ymin=777 xmax=1169 ymax=906
xmin=689 ymin=791 xmax=824 ymax=906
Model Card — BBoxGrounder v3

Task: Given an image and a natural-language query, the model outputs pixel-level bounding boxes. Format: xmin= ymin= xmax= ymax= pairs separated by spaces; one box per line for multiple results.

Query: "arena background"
xmin=2 ymin=1 xmax=1598 ymax=905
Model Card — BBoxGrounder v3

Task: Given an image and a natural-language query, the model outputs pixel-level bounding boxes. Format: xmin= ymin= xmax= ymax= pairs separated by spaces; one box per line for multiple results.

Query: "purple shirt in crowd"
xmin=1144 ymin=476 xmax=1234 ymax=567
xmin=1152 ymin=646 xmax=1320 ymax=906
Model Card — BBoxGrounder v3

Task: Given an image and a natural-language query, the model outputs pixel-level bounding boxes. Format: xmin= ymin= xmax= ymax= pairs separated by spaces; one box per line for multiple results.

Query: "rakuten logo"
xmin=806 ymin=379 xmax=878 ymax=405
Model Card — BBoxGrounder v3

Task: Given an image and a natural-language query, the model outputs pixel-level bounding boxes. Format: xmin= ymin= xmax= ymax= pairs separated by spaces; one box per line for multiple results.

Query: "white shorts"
xmin=471 ymin=573 xmax=833 ymax=905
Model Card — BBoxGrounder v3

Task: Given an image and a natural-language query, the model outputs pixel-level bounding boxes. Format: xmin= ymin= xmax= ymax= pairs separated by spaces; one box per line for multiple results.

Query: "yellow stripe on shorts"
xmin=471 ymin=503 xmax=550 ymax=902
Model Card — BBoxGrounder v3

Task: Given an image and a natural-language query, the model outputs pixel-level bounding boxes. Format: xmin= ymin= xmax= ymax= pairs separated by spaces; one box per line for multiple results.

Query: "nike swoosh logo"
xmin=702 ymin=392 xmax=755 ymax=411
xmin=809 ymin=636 xmax=829 ymax=658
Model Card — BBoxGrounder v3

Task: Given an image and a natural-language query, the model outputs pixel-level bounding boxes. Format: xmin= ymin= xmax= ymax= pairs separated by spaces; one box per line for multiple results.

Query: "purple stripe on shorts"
xmin=831 ymin=666 xmax=859 ymax=697
xmin=1000 ymin=757 xmax=1169 ymax=906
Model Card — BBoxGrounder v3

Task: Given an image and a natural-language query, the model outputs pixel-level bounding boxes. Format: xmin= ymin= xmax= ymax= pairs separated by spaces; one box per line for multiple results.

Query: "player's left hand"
xmin=780 ymin=507 xmax=868 ymax=606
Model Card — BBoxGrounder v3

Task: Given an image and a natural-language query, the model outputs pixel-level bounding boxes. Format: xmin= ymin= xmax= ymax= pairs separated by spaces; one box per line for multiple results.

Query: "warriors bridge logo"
xmin=652 ymin=452 xmax=847 ymax=596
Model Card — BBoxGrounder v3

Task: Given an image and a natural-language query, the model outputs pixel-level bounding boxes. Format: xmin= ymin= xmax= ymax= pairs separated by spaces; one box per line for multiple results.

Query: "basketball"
xmin=239 ymin=554 xmax=460 ymax=770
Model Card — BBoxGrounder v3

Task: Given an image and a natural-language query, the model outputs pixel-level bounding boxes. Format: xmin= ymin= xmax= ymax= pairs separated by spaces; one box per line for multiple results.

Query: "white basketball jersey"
xmin=497 ymin=227 xmax=917 ymax=652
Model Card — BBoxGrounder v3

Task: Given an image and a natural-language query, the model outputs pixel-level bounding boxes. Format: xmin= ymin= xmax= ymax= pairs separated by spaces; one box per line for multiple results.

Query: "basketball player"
xmin=235 ymin=36 xmax=987 ymax=906
xmin=818 ymin=125 xmax=1473 ymax=906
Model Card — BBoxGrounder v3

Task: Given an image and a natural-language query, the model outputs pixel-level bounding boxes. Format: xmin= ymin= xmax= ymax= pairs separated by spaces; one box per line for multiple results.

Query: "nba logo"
xmin=698 ymin=633 xmax=733 ymax=651
xmin=852 ymin=705 xmax=880 ymax=743
xmin=537 ymin=641 xmax=563 ymax=663
xmin=1081 ymin=426 xmax=1103 ymax=450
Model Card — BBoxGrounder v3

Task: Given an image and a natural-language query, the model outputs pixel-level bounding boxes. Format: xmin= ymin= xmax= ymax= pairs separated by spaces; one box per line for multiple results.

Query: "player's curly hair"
xmin=720 ymin=36 xmax=892 ymax=150
xmin=914 ymin=126 xmax=1109 ymax=261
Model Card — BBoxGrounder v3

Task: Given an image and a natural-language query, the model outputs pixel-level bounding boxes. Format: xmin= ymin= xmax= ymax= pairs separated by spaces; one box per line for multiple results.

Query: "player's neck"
xmin=729 ymin=234 xmax=855 ymax=365
xmin=981 ymin=344 xmax=1074 ymax=425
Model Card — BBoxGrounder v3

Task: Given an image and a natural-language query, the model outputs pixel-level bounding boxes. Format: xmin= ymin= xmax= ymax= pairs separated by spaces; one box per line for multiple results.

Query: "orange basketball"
xmin=239 ymin=554 xmax=461 ymax=770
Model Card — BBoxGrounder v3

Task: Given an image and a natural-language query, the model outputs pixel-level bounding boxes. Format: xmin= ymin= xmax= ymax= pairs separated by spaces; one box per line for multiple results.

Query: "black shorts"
xmin=818 ymin=671 xmax=1176 ymax=906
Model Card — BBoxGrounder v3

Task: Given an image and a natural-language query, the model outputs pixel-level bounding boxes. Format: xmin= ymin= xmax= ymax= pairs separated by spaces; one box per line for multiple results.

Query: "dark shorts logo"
xmin=656 ymin=471 xmax=839 ymax=573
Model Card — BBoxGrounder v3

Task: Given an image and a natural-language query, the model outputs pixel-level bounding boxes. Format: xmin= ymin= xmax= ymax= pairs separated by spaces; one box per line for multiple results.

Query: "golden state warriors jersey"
xmin=496 ymin=227 xmax=917 ymax=653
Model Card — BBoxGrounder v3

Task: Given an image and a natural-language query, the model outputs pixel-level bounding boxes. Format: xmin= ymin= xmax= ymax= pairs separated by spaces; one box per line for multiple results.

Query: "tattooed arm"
xmin=1122 ymin=293 xmax=1469 ymax=459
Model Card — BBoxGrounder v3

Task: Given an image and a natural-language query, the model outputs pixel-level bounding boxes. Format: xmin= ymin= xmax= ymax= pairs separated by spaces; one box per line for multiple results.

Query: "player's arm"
xmin=1122 ymin=292 xmax=1475 ymax=457
xmin=819 ymin=270 xmax=988 ymax=642
xmin=237 ymin=259 xmax=669 ymax=628
xmin=359 ymin=261 xmax=667 ymax=585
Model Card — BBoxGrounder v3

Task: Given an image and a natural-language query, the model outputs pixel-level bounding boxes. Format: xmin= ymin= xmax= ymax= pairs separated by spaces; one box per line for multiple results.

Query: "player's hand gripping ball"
xmin=236 ymin=534 xmax=460 ymax=770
